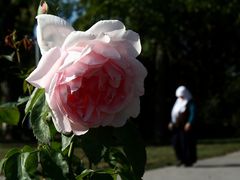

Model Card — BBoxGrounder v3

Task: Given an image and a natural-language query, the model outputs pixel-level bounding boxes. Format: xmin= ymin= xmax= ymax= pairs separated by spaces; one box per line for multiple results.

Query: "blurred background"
xmin=1 ymin=0 xmax=240 ymax=146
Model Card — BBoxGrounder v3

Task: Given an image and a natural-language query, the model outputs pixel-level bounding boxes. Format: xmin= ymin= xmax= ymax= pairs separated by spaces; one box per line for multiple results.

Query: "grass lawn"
xmin=1 ymin=139 xmax=240 ymax=171
xmin=146 ymin=139 xmax=240 ymax=170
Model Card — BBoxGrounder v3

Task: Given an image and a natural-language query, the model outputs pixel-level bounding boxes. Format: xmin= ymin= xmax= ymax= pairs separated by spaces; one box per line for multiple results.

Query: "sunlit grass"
xmin=145 ymin=139 xmax=240 ymax=170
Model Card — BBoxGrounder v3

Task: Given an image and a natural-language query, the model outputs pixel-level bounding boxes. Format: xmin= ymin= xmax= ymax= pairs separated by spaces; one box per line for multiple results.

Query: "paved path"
xmin=143 ymin=151 xmax=240 ymax=180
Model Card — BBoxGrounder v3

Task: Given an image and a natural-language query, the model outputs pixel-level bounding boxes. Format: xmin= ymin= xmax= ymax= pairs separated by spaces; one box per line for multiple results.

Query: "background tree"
xmin=74 ymin=0 xmax=240 ymax=142
xmin=1 ymin=0 xmax=240 ymax=143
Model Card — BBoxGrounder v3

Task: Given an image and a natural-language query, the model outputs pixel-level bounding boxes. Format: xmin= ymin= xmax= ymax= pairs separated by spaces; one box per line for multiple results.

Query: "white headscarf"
xmin=171 ymin=86 xmax=192 ymax=123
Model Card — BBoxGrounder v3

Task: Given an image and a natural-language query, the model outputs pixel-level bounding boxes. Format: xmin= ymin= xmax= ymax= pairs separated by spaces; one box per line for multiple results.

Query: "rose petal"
xmin=110 ymin=97 xmax=140 ymax=127
xmin=111 ymin=112 xmax=129 ymax=127
xmin=48 ymin=87 xmax=88 ymax=135
xmin=51 ymin=111 xmax=72 ymax=134
xmin=47 ymin=91 xmax=72 ymax=133
xmin=81 ymin=51 xmax=109 ymax=66
xmin=87 ymin=20 xmax=125 ymax=35
xmin=68 ymin=77 xmax=83 ymax=92
xmin=123 ymin=30 xmax=141 ymax=56
xmin=87 ymin=20 xmax=141 ymax=57
xmin=59 ymin=46 xmax=92 ymax=71
xmin=129 ymin=58 xmax=147 ymax=95
xmin=97 ymin=33 xmax=111 ymax=43
xmin=26 ymin=47 xmax=66 ymax=90
xmin=108 ymin=30 xmax=141 ymax=57
xmin=110 ymin=41 xmax=139 ymax=58
xmin=62 ymin=31 xmax=96 ymax=50
xmin=93 ymin=112 xmax=114 ymax=127
xmin=70 ymin=122 xmax=89 ymax=135
xmin=92 ymin=42 xmax=121 ymax=60
xmin=62 ymin=62 xmax=88 ymax=81
xmin=36 ymin=14 xmax=74 ymax=54
xmin=52 ymin=85 xmax=84 ymax=133
xmin=103 ymin=62 xmax=123 ymax=88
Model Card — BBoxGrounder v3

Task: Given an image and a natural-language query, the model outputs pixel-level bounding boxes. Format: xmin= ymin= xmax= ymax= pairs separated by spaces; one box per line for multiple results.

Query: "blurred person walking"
xmin=168 ymin=85 xmax=197 ymax=167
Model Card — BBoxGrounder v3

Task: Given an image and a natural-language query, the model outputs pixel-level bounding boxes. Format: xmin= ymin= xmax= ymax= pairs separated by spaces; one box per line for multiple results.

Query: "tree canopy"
xmin=1 ymin=0 xmax=240 ymax=143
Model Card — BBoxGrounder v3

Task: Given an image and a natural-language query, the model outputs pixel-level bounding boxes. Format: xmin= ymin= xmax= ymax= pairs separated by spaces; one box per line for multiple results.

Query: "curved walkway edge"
xmin=143 ymin=151 xmax=240 ymax=180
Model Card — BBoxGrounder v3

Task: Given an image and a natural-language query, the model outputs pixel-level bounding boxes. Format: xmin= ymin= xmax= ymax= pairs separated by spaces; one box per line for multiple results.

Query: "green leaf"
xmin=23 ymin=80 xmax=34 ymax=94
xmin=90 ymin=172 xmax=114 ymax=180
xmin=51 ymin=141 xmax=62 ymax=151
xmin=114 ymin=121 xmax=146 ymax=179
xmin=19 ymin=152 xmax=37 ymax=179
xmin=0 ymin=159 xmax=4 ymax=174
xmin=62 ymin=134 xmax=75 ymax=151
xmin=30 ymin=90 xmax=51 ymax=144
xmin=25 ymin=88 xmax=44 ymax=115
xmin=76 ymin=169 xmax=94 ymax=179
xmin=79 ymin=127 xmax=117 ymax=166
xmin=17 ymin=96 xmax=29 ymax=106
xmin=1 ymin=146 xmax=38 ymax=180
xmin=40 ymin=147 xmax=69 ymax=179
xmin=104 ymin=147 xmax=138 ymax=180
xmin=94 ymin=168 xmax=117 ymax=180
xmin=22 ymin=152 xmax=38 ymax=177
xmin=0 ymin=148 xmax=20 ymax=174
xmin=104 ymin=147 xmax=131 ymax=172
xmin=80 ymin=131 xmax=105 ymax=165
xmin=0 ymin=103 xmax=20 ymax=125
xmin=0 ymin=52 xmax=15 ymax=62
xmin=1 ymin=148 xmax=21 ymax=159
xmin=3 ymin=152 xmax=21 ymax=179
xmin=76 ymin=169 xmax=116 ymax=180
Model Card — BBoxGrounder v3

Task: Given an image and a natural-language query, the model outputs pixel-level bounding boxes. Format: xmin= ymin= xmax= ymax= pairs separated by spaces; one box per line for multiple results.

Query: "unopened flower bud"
xmin=38 ymin=0 xmax=48 ymax=15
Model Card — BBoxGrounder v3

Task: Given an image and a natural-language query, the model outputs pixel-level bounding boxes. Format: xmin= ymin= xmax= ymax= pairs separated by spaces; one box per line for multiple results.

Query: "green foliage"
xmin=114 ymin=122 xmax=146 ymax=179
xmin=77 ymin=122 xmax=146 ymax=180
xmin=0 ymin=103 xmax=20 ymax=125
xmin=40 ymin=146 xmax=69 ymax=179
xmin=76 ymin=169 xmax=117 ymax=180
xmin=25 ymin=88 xmax=44 ymax=115
xmin=104 ymin=147 xmax=136 ymax=180
xmin=80 ymin=131 xmax=105 ymax=165
xmin=0 ymin=146 xmax=38 ymax=180
xmin=0 ymin=52 xmax=15 ymax=62
xmin=61 ymin=134 xmax=75 ymax=151
xmin=27 ymin=88 xmax=51 ymax=144
xmin=0 ymin=122 xmax=146 ymax=179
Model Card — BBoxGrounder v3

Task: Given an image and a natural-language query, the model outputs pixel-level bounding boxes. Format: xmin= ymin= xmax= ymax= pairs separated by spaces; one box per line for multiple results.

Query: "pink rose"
xmin=26 ymin=14 xmax=147 ymax=135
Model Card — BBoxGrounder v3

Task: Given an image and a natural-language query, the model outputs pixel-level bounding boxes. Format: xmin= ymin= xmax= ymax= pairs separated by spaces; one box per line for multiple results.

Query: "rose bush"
xmin=26 ymin=14 xmax=147 ymax=135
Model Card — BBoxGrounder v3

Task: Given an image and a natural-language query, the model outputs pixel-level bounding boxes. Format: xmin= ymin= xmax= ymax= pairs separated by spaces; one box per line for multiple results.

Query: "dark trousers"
xmin=172 ymin=128 xmax=197 ymax=165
